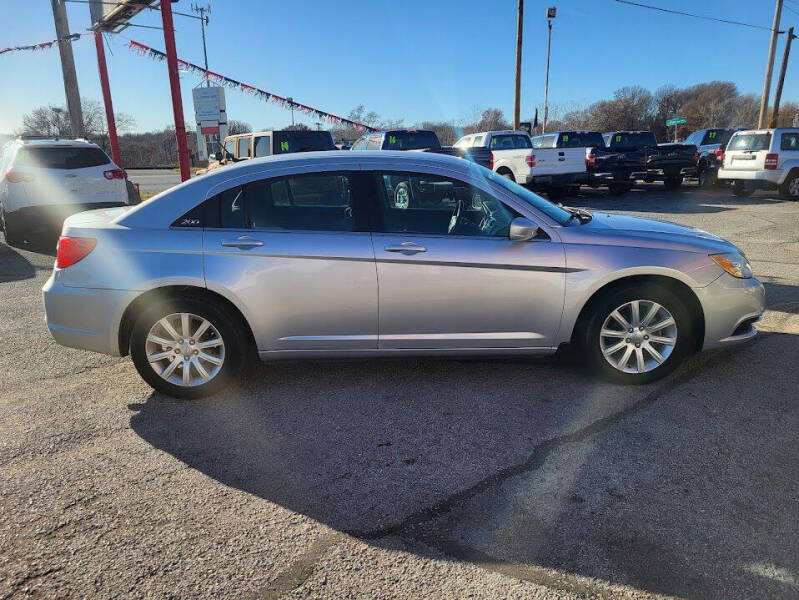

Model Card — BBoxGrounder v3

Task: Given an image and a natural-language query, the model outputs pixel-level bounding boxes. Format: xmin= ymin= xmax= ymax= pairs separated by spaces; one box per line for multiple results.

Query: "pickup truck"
xmin=455 ymin=130 xmax=586 ymax=199
xmin=599 ymin=131 xmax=697 ymax=190
xmin=717 ymin=128 xmax=799 ymax=199
xmin=352 ymin=129 xmax=492 ymax=169
xmin=684 ymin=128 xmax=738 ymax=187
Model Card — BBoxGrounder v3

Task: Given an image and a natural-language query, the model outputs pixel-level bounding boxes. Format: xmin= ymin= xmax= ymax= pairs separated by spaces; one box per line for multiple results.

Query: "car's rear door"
xmin=202 ymin=170 xmax=378 ymax=353
xmin=368 ymin=169 xmax=566 ymax=350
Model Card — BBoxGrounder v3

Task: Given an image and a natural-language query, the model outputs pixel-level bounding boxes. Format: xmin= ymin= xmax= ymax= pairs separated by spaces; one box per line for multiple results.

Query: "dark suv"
xmin=684 ymin=128 xmax=739 ymax=187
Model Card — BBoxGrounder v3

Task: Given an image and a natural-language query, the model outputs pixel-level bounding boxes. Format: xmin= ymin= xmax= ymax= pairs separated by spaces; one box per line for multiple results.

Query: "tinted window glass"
xmin=605 ymin=132 xmax=657 ymax=148
xmin=254 ymin=135 xmax=272 ymax=157
xmin=473 ymin=135 xmax=485 ymax=146
xmin=780 ymin=132 xmax=799 ymax=150
xmin=218 ymin=186 xmax=247 ymax=229
xmin=14 ymin=146 xmax=110 ymax=169
xmin=701 ymin=129 xmax=733 ymax=146
xmin=238 ymin=137 xmax=251 ymax=159
xmin=489 ymin=134 xmax=531 ymax=150
xmin=558 ymin=132 xmax=604 ymax=148
xmin=382 ymin=131 xmax=441 ymax=150
xmin=248 ymin=173 xmax=355 ymax=231
xmin=367 ymin=136 xmax=382 ymax=150
xmin=272 ymin=131 xmax=335 ymax=154
xmin=728 ymin=133 xmax=771 ymax=151
xmin=375 ymin=172 xmax=518 ymax=237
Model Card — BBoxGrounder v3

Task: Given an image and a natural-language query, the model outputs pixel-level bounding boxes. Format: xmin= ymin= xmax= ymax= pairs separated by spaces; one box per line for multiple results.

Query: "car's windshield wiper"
xmin=560 ymin=205 xmax=593 ymax=224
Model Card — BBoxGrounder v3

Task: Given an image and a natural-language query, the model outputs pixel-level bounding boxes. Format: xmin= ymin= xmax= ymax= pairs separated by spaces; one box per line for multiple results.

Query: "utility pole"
xmin=543 ymin=6 xmax=557 ymax=133
xmin=758 ymin=0 xmax=783 ymax=128
xmin=50 ymin=0 xmax=84 ymax=137
xmin=770 ymin=27 xmax=795 ymax=127
xmin=287 ymin=97 xmax=295 ymax=126
xmin=191 ymin=4 xmax=211 ymax=86
xmin=514 ymin=0 xmax=523 ymax=130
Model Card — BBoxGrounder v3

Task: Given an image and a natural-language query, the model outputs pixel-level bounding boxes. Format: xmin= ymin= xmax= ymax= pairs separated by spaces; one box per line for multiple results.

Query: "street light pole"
xmin=191 ymin=4 xmax=211 ymax=87
xmin=543 ymin=6 xmax=556 ymax=133
xmin=513 ymin=0 xmax=524 ymax=130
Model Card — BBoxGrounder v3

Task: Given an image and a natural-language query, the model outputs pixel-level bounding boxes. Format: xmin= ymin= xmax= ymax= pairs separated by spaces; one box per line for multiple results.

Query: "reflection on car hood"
xmin=577 ymin=211 xmax=739 ymax=253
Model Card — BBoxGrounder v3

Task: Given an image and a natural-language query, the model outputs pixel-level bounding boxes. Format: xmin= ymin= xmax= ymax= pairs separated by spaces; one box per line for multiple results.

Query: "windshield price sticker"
xmin=280 ymin=141 xmax=290 ymax=152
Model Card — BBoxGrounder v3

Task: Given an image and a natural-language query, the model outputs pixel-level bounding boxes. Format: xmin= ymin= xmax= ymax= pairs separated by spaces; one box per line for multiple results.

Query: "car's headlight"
xmin=710 ymin=252 xmax=752 ymax=279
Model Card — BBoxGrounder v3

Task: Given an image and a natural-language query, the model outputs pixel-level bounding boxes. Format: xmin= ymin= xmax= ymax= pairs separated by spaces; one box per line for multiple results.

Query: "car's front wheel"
xmin=582 ymin=283 xmax=693 ymax=384
xmin=130 ymin=296 xmax=249 ymax=398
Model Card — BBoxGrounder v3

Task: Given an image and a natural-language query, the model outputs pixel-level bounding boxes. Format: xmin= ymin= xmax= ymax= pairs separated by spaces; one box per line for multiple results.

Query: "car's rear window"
xmin=701 ymin=129 xmax=734 ymax=146
xmin=383 ymin=131 xmax=441 ymax=150
xmin=728 ymin=133 xmax=772 ymax=152
xmin=489 ymin=134 xmax=532 ymax=150
xmin=14 ymin=146 xmax=111 ymax=169
xmin=272 ymin=131 xmax=336 ymax=154
xmin=605 ymin=132 xmax=657 ymax=148
xmin=557 ymin=132 xmax=605 ymax=148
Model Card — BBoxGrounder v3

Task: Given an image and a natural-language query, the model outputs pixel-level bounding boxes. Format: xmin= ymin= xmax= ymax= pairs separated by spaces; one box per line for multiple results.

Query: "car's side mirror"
xmin=214 ymin=151 xmax=223 ymax=161
xmin=509 ymin=217 xmax=539 ymax=241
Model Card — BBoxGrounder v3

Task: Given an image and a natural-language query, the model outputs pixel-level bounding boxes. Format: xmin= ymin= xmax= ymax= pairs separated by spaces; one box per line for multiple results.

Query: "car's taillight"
xmin=764 ymin=153 xmax=778 ymax=170
xmin=489 ymin=151 xmax=494 ymax=170
xmin=5 ymin=169 xmax=33 ymax=183
xmin=694 ymin=150 xmax=699 ymax=163
xmin=103 ymin=168 xmax=125 ymax=180
xmin=586 ymin=150 xmax=596 ymax=168
xmin=56 ymin=236 xmax=97 ymax=269
xmin=526 ymin=154 xmax=536 ymax=167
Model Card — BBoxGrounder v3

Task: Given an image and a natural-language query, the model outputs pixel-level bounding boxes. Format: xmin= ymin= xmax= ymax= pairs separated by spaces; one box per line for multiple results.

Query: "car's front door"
xmin=369 ymin=171 xmax=566 ymax=350
xmin=202 ymin=171 xmax=378 ymax=353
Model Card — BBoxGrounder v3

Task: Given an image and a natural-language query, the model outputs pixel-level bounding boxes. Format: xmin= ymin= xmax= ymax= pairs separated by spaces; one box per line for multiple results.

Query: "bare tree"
xmin=227 ymin=120 xmax=252 ymax=135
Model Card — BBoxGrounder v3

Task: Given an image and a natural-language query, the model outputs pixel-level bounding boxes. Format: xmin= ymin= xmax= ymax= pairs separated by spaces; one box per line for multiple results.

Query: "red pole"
xmin=160 ymin=0 xmax=191 ymax=182
xmin=93 ymin=31 xmax=121 ymax=166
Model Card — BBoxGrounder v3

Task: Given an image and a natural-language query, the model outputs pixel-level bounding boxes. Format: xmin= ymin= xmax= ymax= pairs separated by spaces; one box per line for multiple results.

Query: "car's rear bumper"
xmin=717 ymin=168 xmax=784 ymax=187
xmin=6 ymin=202 xmax=129 ymax=238
xmin=696 ymin=274 xmax=766 ymax=351
xmin=42 ymin=271 xmax=136 ymax=356
xmin=527 ymin=172 xmax=588 ymax=186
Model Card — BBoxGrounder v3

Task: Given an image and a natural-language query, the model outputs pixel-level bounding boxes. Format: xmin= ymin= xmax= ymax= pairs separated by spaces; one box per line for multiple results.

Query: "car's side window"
xmin=473 ymin=135 xmax=484 ymax=147
xmin=223 ymin=139 xmax=235 ymax=158
xmin=218 ymin=186 xmax=247 ymax=229
xmin=254 ymin=135 xmax=271 ymax=157
xmin=247 ymin=173 xmax=358 ymax=232
xmin=238 ymin=137 xmax=251 ymax=159
xmin=780 ymin=132 xmax=799 ymax=151
xmin=373 ymin=172 xmax=519 ymax=238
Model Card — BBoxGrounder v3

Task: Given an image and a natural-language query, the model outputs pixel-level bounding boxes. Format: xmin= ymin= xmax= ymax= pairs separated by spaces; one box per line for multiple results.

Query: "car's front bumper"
xmin=42 ymin=270 xmax=137 ymax=356
xmin=696 ymin=273 xmax=766 ymax=351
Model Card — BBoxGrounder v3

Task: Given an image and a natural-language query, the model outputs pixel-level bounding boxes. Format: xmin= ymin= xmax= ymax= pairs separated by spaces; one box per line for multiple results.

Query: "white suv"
xmin=0 ymin=138 xmax=130 ymax=246
xmin=717 ymin=128 xmax=799 ymax=199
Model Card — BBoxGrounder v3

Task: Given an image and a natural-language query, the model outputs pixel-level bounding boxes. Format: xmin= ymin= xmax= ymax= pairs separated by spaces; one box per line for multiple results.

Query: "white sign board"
xmin=192 ymin=86 xmax=226 ymax=123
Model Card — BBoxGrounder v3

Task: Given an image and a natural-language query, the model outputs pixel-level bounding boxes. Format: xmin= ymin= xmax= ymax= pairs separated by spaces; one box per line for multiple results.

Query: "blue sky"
xmin=1 ymin=0 xmax=796 ymax=133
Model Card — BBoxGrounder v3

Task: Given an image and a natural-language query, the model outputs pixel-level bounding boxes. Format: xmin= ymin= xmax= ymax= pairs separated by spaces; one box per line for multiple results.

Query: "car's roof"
xmin=13 ymin=138 xmax=100 ymax=147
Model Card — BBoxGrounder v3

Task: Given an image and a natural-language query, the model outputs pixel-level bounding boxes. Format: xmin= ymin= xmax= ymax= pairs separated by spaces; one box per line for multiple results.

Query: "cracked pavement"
xmin=0 ymin=184 xmax=797 ymax=599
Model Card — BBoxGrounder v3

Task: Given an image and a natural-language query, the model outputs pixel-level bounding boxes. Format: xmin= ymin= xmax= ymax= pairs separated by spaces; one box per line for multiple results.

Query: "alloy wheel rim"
xmin=394 ymin=186 xmax=410 ymax=209
xmin=789 ymin=177 xmax=799 ymax=197
xmin=599 ymin=300 xmax=678 ymax=374
xmin=145 ymin=312 xmax=225 ymax=387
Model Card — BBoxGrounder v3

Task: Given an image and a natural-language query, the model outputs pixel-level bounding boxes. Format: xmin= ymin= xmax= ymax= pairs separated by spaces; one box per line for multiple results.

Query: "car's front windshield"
xmin=471 ymin=163 xmax=574 ymax=226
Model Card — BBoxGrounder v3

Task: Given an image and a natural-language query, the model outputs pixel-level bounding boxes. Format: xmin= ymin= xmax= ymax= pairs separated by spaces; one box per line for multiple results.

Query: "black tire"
xmin=664 ymin=176 xmax=683 ymax=190
xmin=608 ymin=182 xmax=630 ymax=196
xmin=779 ymin=170 xmax=799 ymax=201
xmin=500 ymin=170 xmax=515 ymax=182
xmin=547 ymin=186 xmax=567 ymax=200
xmin=130 ymin=295 xmax=249 ymax=399
xmin=0 ymin=207 xmax=23 ymax=247
xmin=580 ymin=282 xmax=694 ymax=385
xmin=698 ymin=167 xmax=716 ymax=189
xmin=732 ymin=181 xmax=754 ymax=197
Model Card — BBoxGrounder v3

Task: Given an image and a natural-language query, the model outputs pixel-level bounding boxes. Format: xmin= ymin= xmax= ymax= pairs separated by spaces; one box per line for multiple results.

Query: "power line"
xmin=614 ymin=0 xmax=785 ymax=33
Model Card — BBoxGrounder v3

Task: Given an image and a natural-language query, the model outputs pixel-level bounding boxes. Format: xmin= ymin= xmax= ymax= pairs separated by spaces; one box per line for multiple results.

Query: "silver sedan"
xmin=43 ymin=151 xmax=765 ymax=398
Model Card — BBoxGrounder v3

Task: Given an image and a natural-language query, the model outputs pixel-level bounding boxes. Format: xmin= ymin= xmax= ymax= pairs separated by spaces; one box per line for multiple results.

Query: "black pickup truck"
xmin=596 ymin=131 xmax=697 ymax=191
xmin=351 ymin=129 xmax=492 ymax=169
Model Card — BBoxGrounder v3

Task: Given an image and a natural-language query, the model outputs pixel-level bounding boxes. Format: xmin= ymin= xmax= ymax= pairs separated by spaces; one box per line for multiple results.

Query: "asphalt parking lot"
xmin=1 ymin=183 xmax=797 ymax=599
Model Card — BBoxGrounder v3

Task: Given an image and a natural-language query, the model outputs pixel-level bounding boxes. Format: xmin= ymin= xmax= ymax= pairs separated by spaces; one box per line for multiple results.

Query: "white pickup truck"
xmin=717 ymin=128 xmax=799 ymax=199
xmin=454 ymin=130 xmax=587 ymax=198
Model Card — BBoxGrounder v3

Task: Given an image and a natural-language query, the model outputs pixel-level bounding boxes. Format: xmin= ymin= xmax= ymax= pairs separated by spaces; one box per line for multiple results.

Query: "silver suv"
xmin=43 ymin=151 xmax=764 ymax=398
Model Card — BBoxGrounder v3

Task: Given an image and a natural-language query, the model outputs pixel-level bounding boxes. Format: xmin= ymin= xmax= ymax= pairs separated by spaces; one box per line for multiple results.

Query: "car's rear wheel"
xmin=582 ymin=283 xmax=693 ymax=384
xmin=0 ymin=207 xmax=23 ymax=247
xmin=779 ymin=171 xmax=799 ymax=201
xmin=500 ymin=170 xmax=515 ymax=182
xmin=547 ymin=186 xmax=567 ymax=200
xmin=732 ymin=181 xmax=754 ymax=197
xmin=130 ymin=296 xmax=248 ymax=399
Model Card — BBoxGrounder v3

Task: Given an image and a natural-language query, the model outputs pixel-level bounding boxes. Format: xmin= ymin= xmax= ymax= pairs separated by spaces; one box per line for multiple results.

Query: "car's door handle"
xmin=558 ymin=157 xmax=566 ymax=161
xmin=221 ymin=236 xmax=264 ymax=249
xmin=384 ymin=242 xmax=427 ymax=255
